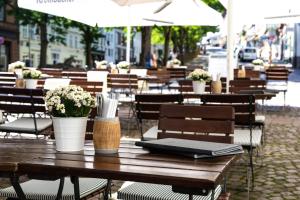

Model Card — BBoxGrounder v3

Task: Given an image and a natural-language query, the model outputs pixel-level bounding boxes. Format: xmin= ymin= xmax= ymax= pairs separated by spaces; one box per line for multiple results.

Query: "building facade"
xmin=0 ymin=3 xmax=19 ymax=71
xmin=19 ymin=26 xmax=142 ymax=68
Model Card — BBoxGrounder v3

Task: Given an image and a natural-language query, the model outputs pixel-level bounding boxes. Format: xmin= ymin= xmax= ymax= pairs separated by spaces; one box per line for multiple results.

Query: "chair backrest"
xmin=107 ymin=74 xmax=138 ymax=90
xmin=62 ymin=71 xmax=87 ymax=80
xmin=158 ymin=104 xmax=235 ymax=144
xmin=0 ymin=72 xmax=16 ymax=77
xmin=135 ymin=94 xmax=183 ymax=122
xmin=70 ymin=80 xmax=103 ymax=96
xmin=234 ymin=69 xmax=260 ymax=79
xmin=0 ymin=75 xmax=16 ymax=87
xmin=40 ymin=68 xmax=63 ymax=77
xmin=200 ymin=94 xmax=255 ymax=126
xmin=266 ymin=68 xmax=289 ymax=81
xmin=147 ymin=69 xmax=171 ymax=84
xmin=229 ymin=79 xmax=266 ymax=93
xmin=0 ymin=87 xmax=46 ymax=114
xmin=166 ymin=68 xmax=186 ymax=79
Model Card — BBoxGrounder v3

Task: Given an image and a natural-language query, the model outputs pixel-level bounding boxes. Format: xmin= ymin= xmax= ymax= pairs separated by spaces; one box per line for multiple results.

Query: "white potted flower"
xmin=8 ymin=61 xmax=25 ymax=78
xmin=95 ymin=60 xmax=108 ymax=69
xmin=171 ymin=59 xmax=181 ymax=68
xmin=23 ymin=69 xmax=42 ymax=89
xmin=45 ymin=85 xmax=96 ymax=151
xmin=117 ymin=61 xmax=130 ymax=74
xmin=188 ymin=69 xmax=211 ymax=94
xmin=252 ymin=59 xmax=264 ymax=71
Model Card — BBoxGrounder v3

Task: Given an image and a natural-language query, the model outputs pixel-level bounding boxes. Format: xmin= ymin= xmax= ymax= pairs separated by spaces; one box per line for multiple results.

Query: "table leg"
xmin=10 ymin=175 xmax=27 ymax=200
xmin=71 ymin=176 xmax=80 ymax=200
xmin=188 ymin=194 xmax=193 ymax=200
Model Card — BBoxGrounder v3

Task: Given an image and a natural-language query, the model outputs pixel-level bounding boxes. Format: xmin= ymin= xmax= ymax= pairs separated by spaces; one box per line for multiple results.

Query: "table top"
xmin=0 ymin=139 xmax=238 ymax=190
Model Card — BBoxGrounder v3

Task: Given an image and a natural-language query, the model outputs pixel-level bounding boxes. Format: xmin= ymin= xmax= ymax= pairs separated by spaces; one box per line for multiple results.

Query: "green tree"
xmin=70 ymin=22 xmax=104 ymax=68
xmin=3 ymin=0 xmax=68 ymax=68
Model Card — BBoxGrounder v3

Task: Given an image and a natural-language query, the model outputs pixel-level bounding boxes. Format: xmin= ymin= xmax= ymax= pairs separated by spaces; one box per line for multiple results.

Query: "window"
xmin=22 ymin=26 xmax=29 ymax=38
xmin=69 ymin=35 xmax=73 ymax=48
xmin=74 ymin=36 xmax=78 ymax=49
xmin=0 ymin=6 xmax=4 ymax=21
xmin=52 ymin=53 xmax=60 ymax=64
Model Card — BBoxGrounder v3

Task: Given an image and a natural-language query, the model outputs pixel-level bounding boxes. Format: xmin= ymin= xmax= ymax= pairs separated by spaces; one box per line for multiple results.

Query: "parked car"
xmin=238 ymin=47 xmax=257 ymax=61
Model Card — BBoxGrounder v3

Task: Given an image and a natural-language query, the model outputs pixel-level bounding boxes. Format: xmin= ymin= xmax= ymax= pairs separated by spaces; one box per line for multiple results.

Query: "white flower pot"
xmin=172 ymin=64 xmax=180 ymax=68
xmin=52 ymin=117 xmax=88 ymax=152
xmin=118 ymin=68 xmax=128 ymax=74
xmin=192 ymin=81 xmax=206 ymax=94
xmin=14 ymin=69 xmax=23 ymax=78
xmin=25 ymin=79 xmax=38 ymax=89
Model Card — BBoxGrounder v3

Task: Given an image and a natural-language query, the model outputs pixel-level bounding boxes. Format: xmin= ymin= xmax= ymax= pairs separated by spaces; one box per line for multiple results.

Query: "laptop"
xmin=136 ymin=138 xmax=244 ymax=159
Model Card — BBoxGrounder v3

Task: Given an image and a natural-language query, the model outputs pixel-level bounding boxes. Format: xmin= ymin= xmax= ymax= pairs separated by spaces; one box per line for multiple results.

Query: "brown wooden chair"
xmin=118 ymin=104 xmax=235 ymax=200
xmin=70 ymin=80 xmax=103 ymax=96
xmin=0 ymin=87 xmax=52 ymax=136
xmin=234 ymin=69 xmax=260 ymax=79
xmin=229 ymin=79 xmax=266 ymax=93
xmin=147 ymin=69 xmax=171 ymax=92
xmin=265 ymin=67 xmax=289 ymax=106
xmin=135 ymin=94 xmax=183 ymax=140
xmin=40 ymin=68 xmax=63 ymax=77
xmin=62 ymin=71 xmax=87 ymax=80
xmin=200 ymin=94 xmax=259 ymax=189
xmin=107 ymin=73 xmax=138 ymax=100
xmin=166 ymin=68 xmax=186 ymax=79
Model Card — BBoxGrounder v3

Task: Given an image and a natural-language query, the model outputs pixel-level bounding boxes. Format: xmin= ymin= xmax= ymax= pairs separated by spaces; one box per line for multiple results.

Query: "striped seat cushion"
xmin=0 ymin=117 xmax=52 ymax=133
xmin=0 ymin=177 xmax=107 ymax=200
xmin=234 ymin=129 xmax=262 ymax=147
xmin=117 ymin=182 xmax=222 ymax=200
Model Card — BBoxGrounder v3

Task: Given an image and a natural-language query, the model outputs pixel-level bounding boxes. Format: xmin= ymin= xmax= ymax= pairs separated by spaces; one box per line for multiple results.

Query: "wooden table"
xmin=0 ymin=139 xmax=239 ymax=200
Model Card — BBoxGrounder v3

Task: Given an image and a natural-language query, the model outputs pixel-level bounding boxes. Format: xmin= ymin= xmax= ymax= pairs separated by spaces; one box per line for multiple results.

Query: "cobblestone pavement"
xmin=227 ymin=107 xmax=300 ymax=200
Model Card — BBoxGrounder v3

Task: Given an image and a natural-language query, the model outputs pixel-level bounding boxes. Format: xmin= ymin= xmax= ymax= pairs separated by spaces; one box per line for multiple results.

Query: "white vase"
xmin=14 ymin=68 xmax=23 ymax=78
xmin=25 ymin=79 xmax=38 ymax=89
xmin=192 ymin=81 xmax=206 ymax=94
xmin=52 ymin=117 xmax=88 ymax=152
xmin=118 ymin=68 xmax=128 ymax=74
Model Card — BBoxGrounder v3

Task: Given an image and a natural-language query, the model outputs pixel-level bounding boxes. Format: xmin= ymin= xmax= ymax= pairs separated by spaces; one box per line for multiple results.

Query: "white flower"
xmin=23 ymin=69 xmax=42 ymax=79
xmin=117 ymin=61 xmax=130 ymax=69
xmin=45 ymin=85 xmax=96 ymax=117
xmin=171 ymin=59 xmax=181 ymax=65
xmin=188 ymin=69 xmax=211 ymax=82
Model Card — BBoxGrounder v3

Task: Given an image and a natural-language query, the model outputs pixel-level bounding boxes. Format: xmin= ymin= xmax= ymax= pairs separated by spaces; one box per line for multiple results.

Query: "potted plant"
xmin=8 ymin=61 xmax=25 ymax=78
xmin=188 ymin=69 xmax=211 ymax=94
xmin=171 ymin=59 xmax=181 ymax=68
xmin=95 ymin=60 xmax=108 ymax=69
xmin=23 ymin=69 xmax=42 ymax=89
xmin=117 ymin=61 xmax=130 ymax=74
xmin=45 ymin=85 xmax=96 ymax=151
xmin=252 ymin=59 xmax=264 ymax=71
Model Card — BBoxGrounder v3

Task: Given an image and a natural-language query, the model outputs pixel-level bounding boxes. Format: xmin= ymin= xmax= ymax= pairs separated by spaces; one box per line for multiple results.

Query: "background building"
xmin=0 ymin=3 xmax=19 ymax=71
xmin=19 ymin=26 xmax=142 ymax=68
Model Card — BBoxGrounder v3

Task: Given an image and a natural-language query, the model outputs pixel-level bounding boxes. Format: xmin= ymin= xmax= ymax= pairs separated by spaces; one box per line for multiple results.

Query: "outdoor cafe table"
xmin=0 ymin=139 xmax=240 ymax=200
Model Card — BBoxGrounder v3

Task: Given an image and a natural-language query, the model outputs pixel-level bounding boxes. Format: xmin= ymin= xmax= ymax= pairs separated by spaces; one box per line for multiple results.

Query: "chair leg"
xmin=103 ymin=179 xmax=112 ymax=200
xmin=71 ymin=176 xmax=80 ymax=200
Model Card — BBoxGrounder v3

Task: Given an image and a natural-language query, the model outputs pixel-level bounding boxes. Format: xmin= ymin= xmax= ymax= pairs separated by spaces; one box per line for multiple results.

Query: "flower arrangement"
xmin=117 ymin=61 xmax=130 ymax=69
xmin=252 ymin=59 xmax=264 ymax=65
xmin=95 ymin=60 xmax=108 ymax=69
xmin=23 ymin=69 xmax=42 ymax=79
xmin=8 ymin=61 xmax=25 ymax=71
xmin=171 ymin=59 xmax=181 ymax=66
xmin=188 ymin=69 xmax=211 ymax=82
xmin=45 ymin=85 xmax=96 ymax=117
